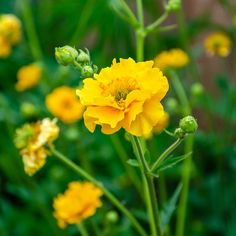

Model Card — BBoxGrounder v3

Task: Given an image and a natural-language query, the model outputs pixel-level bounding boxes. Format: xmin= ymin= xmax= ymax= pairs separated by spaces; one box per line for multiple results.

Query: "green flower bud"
xmin=191 ymin=83 xmax=204 ymax=97
xmin=166 ymin=97 xmax=178 ymax=112
xmin=179 ymin=115 xmax=198 ymax=134
xmin=77 ymin=49 xmax=90 ymax=63
xmin=93 ymin=64 xmax=98 ymax=73
xmin=106 ymin=211 xmax=119 ymax=223
xmin=65 ymin=126 xmax=80 ymax=141
xmin=20 ymin=102 xmax=37 ymax=118
xmin=55 ymin=46 xmax=78 ymax=66
xmin=81 ymin=65 xmax=94 ymax=78
xmin=165 ymin=0 xmax=181 ymax=12
xmin=174 ymin=127 xmax=185 ymax=139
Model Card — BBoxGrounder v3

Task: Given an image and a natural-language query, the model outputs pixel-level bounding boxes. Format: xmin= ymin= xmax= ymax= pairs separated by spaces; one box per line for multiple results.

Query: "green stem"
xmin=110 ymin=134 xmax=143 ymax=199
xmin=151 ymin=138 xmax=183 ymax=171
xmin=49 ymin=147 xmax=148 ymax=236
xmin=136 ymin=0 xmax=145 ymax=62
xmin=169 ymin=70 xmax=194 ymax=236
xmin=145 ymin=12 xmax=168 ymax=34
xmin=77 ymin=223 xmax=89 ymax=236
xmin=130 ymin=136 xmax=162 ymax=236
xmin=19 ymin=0 xmax=43 ymax=60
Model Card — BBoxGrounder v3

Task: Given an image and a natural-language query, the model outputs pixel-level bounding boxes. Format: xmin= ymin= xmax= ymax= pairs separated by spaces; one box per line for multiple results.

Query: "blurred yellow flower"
xmin=53 ymin=181 xmax=103 ymax=228
xmin=154 ymin=49 xmax=189 ymax=71
xmin=15 ymin=64 xmax=42 ymax=91
xmin=77 ymin=58 xmax=169 ymax=136
xmin=0 ymin=36 xmax=11 ymax=58
xmin=0 ymin=14 xmax=21 ymax=45
xmin=204 ymin=32 xmax=231 ymax=57
xmin=46 ymin=86 xmax=84 ymax=124
xmin=15 ymin=118 xmax=59 ymax=176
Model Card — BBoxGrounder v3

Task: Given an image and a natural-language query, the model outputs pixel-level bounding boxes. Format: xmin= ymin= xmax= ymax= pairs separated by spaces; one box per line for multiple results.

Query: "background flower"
xmin=53 ymin=181 xmax=103 ymax=228
xmin=46 ymin=86 xmax=84 ymax=124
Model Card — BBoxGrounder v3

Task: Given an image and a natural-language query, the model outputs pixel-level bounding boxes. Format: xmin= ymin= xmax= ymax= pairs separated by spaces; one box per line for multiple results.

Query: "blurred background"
xmin=0 ymin=0 xmax=236 ymax=236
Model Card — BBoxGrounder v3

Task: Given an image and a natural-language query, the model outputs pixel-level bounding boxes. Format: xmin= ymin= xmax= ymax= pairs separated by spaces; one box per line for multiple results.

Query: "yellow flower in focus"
xmin=154 ymin=49 xmax=189 ymax=71
xmin=0 ymin=14 xmax=21 ymax=45
xmin=204 ymin=32 xmax=231 ymax=57
xmin=15 ymin=64 xmax=42 ymax=91
xmin=0 ymin=36 xmax=11 ymax=58
xmin=53 ymin=181 xmax=103 ymax=228
xmin=77 ymin=58 xmax=169 ymax=136
xmin=46 ymin=86 xmax=84 ymax=124
xmin=144 ymin=112 xmax=169 ymax=139
xmin=15 ymin=118 xmax=59 ymax=176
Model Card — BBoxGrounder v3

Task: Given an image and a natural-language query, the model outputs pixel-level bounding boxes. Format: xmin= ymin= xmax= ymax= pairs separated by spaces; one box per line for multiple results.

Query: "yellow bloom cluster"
xmin=53 ymin=181 xmax=103 ymax=228
xmin=15 ymin=118 xmax=59 ymax=176
xmin=204 ymin=32 xmax=231 ymax=57
xmin=77 ymin=58 xmax=169 ymax=136
xmin=0 ymin=14 xmax=21 ymax=58
xmin=46 ymin=86 xmax=84 ymax=124
xmin=154 ymin=49 xmax=189 ymax=71
xmin=15 ymin=64 xmax=42 ymax=91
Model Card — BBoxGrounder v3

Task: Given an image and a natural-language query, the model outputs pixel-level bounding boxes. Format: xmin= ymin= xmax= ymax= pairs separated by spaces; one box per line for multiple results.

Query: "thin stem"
xmin=49 ymin=147 xmax=148 ymax=236
xmin=130 ymin=136 xmax=162 ymax=236
xmin=19 ymin=0 xmax=43 ymax=60
xmin=110 ymin=134 xmax=143 ymax=199
xmin=145 ymin=12 xmax=168 ymax=34
xmin=151 ymin=138 xmax=183 ymax=171
xmin=77 ymin=223 xmax=89 ymax=236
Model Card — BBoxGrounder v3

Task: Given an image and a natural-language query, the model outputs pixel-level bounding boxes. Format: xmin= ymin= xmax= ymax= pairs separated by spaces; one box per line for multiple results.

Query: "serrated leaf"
xmin=126 ymin=159 xmax=139 ymax=167
xmin=160 ymin=184 xmax=183 ymax=232
xmin=156 ymin=152 xmax=192 ymax=173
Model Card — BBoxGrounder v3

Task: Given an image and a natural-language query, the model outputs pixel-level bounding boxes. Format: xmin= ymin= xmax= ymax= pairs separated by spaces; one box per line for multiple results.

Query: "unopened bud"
xmin=174 ymin=127 xmax=185 ymax=139
xmin=179 ymin=115 xmax=198 ymax=134
xmin=77 ymin=49 xmax=90 ymax=63
xmin=81 ymin=65 xmax=94 ymax=78
xmin=20 ymin=102 xmax=37 ymax=118
xmin=166 ymin=97 xmax=178 ymax=112
xmin=106 ymin=211 xmax=119 ymax=223
xmin=165 ymin=0 xmax=181 ymax=12
xmin=191 ymin=83 xmax=204 ymax=97
xmin=55 ymin=46 xmax=78 ymax=66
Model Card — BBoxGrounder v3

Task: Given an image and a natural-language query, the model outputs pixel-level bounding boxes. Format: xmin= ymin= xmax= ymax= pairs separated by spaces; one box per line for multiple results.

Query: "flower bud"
xmin=20 ymin=102 xmax=37 ymax=118
xmin=166 ymin=97 xmax=178 ymax=113
xmin=106 ymin=211 xmax=119 ymax=223
xmin=179 ymin=115 xmax=198 ymax=134
xmin=77 ymin=49 xmax=90 ymax=63
xmin=165 ymin=0 xmax=181 ymax=12
xmin=191 ymin=83 xmax=204 ymax=97
xmin=55 ymin=46 xmax=78 ymax=66
xmin=174 ymin=127 xmax=185 ymax=139
xmin=81 ymin=65 xmax=94 ymax=78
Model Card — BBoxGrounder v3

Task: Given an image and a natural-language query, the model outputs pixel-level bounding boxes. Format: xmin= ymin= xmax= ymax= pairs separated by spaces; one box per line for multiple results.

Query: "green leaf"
xmin=160 ymin=184 xmax=183 ymax=232
xmin=126 ymin=159 xmax=139 ymax=167
xmin=156 ymin=152 xmax=192 ymax=173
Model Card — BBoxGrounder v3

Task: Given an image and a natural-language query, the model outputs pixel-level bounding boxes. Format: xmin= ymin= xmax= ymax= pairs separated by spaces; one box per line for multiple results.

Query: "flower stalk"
xmin=49 ymin=146 xmax=148 ymax=236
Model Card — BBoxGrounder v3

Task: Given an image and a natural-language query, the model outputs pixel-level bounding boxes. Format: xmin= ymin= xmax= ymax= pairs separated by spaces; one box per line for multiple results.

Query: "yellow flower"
xmin=15 ymin=118 xmax=59 ymax=176
xmin=15 ymin=64 xmax=42 ymax=91
xmin=77 ymin=58 xmax=169 ymax=136
xmin=144 ymin=112 xmax=169 ymax=139
xmin=0 ymin=35 xmax=11 ymax=58
xmin=0 ymin=14 xmax=21 ymax=45
xmin=46 ymin=86 xmax=84 ymax=124
xmin=154 ymin=49 xmax=189 ymax=71
xmin=53 ymin=181 xmax=103 ymax=228
xmin=204 ymin=32 xmax=231 ymax=57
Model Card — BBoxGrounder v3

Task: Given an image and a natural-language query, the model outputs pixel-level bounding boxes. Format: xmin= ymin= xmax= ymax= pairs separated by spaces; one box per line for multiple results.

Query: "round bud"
xmin=174 ymin=127 xmax=185 ymax=139
xmin=191 ymin=83 xmax=204 ymax=97
xmin=166 ymin=97 xmax=178 ymax=112
xmin=81 ymin=65 xmax=94 ymax=78
xmin=106 ymin=211 xmax=119 ymax=223
xmin=179 ymin=115 xmax=198 ymax=134
xmin=77 ymin=49 xmax=90 ymax=63
xmin=165 ymin=0 xmax=181 ymax=12
xmin=65 ymin=126 xmax=79 ymax=141
xmin=55 ymin=46 xmax=78 ymax=66
xmin=20 ymin=102 xmax=37 ymax=118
